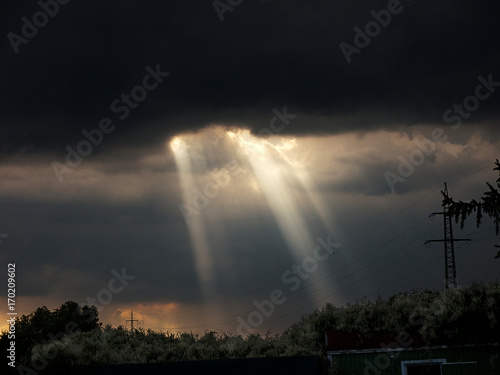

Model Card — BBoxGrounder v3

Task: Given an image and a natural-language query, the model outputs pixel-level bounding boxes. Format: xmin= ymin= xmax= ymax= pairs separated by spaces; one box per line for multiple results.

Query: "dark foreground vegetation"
xmin=1 ymin=281 xmax=499 ymax=374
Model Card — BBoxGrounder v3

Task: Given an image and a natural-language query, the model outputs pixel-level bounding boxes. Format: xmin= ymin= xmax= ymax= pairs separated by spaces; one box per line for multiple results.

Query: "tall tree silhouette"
xmin=0 ymin=301 xmax=100 ymax=368
xmin=442 ymin=159 xmax=500 ymax=258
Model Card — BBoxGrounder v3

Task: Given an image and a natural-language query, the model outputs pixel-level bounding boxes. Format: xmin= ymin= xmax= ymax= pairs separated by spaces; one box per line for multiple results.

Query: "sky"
xmin=1 ymin=0 xmax=499 ymax=335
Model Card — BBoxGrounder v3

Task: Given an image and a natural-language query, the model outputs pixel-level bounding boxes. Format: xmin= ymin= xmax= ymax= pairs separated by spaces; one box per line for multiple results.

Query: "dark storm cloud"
xmin=0 ymin=195 xmax=203 ymax=302
xmin=0 ymin=163 xmax=300 ymax=306
xmin=2 ymin=0 xmax=500 ymax=155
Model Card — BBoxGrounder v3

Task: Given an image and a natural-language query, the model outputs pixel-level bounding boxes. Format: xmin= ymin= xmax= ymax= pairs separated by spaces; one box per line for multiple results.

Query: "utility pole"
xmin=126 ymin=311 xmax=139 ymax=331
xmin=426 ymin=182 xmax=470 ymax=289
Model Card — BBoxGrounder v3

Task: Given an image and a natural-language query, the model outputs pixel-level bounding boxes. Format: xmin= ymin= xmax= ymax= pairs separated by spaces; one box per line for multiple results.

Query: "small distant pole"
xmin=126 ymin=311 xmax=139 ymax=330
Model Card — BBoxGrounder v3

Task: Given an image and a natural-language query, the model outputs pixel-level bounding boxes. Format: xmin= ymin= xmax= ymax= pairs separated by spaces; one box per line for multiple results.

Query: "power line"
xmin=156 ymin=221 xmax=443 ymax=331
xmin=263 ymin=242 xmax=429 ymax=329
xmin=156 ymin=186 xmax=442 ymax=320
xmin=149 ymin=201 xmax=448 ymax=331
xmin=273 ymin=238 xmax=476 ymax=334
xmin=447 ymin=162 xmax=495 ymax=184
xmin=142 ymin=186 xmax=443 ymax=332
xmin=147 ymin=163 xmax=496 ymax=331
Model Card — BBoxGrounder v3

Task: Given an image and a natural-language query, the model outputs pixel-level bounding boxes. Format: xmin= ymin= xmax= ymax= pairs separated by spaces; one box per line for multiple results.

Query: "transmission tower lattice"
xmin=425 ymin=182 xmax=470 ymax=289
xmin=126 ymin=311 xmax=139 ymax=330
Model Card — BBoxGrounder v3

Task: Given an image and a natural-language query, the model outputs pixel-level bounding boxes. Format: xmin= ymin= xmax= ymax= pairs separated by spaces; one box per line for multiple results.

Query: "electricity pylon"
xmin=126 ymin=311 xmax=139 ymax=330
xmin=426 ymin=182 xmax=470 ymax=289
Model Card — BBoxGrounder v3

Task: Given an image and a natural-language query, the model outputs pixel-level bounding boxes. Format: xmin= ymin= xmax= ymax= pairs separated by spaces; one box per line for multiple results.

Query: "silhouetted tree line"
xmin=1 ymin=282 xmax=498 ymax=374
xmin=290 ymin=281 xmax=500 ymax=350
xmin=0 ymin=301 xmax=99 ymax=373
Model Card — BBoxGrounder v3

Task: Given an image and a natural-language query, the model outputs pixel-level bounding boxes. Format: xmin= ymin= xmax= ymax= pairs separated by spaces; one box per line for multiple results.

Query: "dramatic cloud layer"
xmin=2 ymin=0 xmax=500 ymax=154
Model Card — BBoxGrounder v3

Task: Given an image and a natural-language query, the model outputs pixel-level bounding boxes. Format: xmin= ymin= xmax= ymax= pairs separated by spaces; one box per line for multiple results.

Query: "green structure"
xmin=327 ymin=343 xmax=499 ymax=374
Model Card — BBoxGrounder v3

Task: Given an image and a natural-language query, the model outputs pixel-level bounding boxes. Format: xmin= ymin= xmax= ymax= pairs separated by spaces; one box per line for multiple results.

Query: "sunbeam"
xmin=227 ymin=129 xmax=317 ymax=260
xmin=170 ymin=135 xmax=215 ymax=295
xmin=170 ymin=126 xmax=339 ymax=305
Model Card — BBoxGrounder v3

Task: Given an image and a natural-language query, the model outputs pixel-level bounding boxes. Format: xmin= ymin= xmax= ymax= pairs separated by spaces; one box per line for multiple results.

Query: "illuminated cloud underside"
xmin=170 ymin=126 xmax=336 ymax=302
